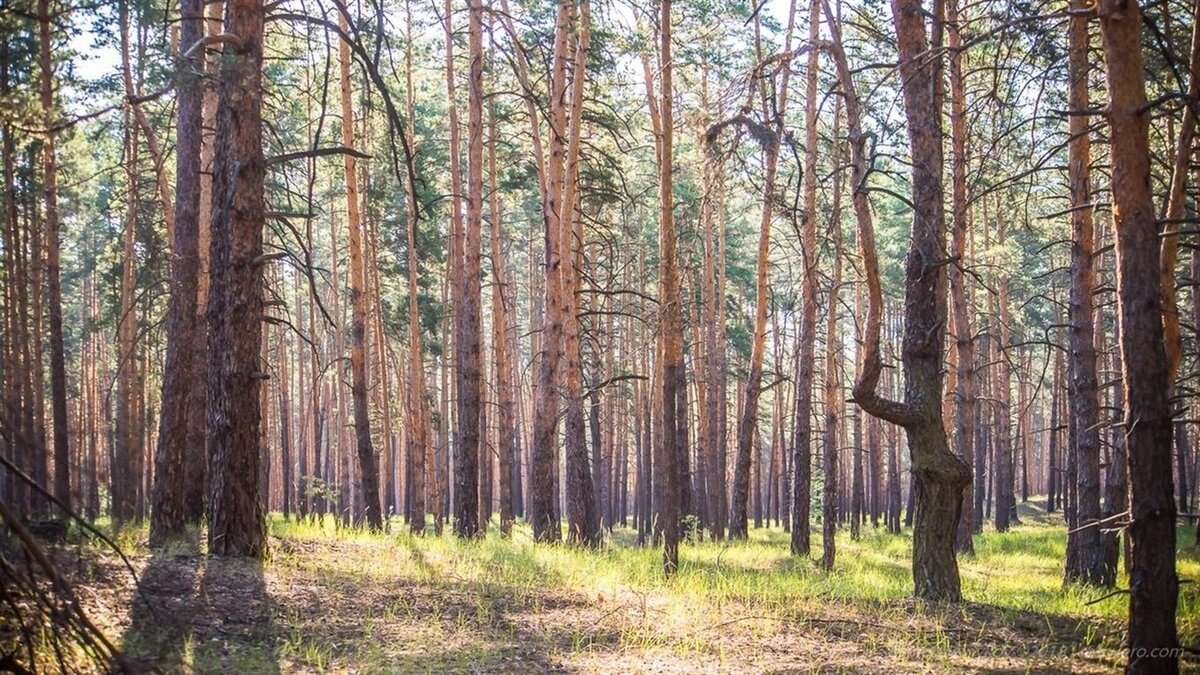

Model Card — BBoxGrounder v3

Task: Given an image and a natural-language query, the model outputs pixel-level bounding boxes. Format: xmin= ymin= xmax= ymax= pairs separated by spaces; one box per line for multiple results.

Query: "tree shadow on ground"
xmin=123 ymin=533 xmax=279 ymax=674
xmin=270 ymin=540 xmax=617 ymax=672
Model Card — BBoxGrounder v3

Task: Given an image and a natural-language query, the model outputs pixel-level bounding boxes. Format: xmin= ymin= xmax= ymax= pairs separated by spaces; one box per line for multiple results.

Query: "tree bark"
xmin=336 ymin=11 xmax=383 ymax=531
xmin=946 ymin=0 xmax=975 ymax=555
xmin=38 ymin=0 xmax=71 ymax=514
xmin=1063 ymin=0 xmax=1109 ymax=586
xmin=657 ymin=0 xmax=682 ymax=574
xmin=206 ymin=0 xmax=267 ymax=557
xmin=150 ymin=0 xmax=203 ymax=546
xmin=1097 ymin=1 xmax=1180 ymax=670
xmin=851 ymin=0 xmax=970 ymax=602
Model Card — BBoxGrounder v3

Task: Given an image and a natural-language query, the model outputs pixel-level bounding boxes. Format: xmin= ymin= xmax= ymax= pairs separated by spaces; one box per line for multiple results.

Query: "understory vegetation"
xmin=71 ymin=503 xmax=1194 ymax=673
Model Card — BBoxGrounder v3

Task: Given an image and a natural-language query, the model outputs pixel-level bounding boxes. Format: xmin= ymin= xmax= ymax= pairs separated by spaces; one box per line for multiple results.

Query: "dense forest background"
xmin=0 ymin=0 xmax=1197 ymax=671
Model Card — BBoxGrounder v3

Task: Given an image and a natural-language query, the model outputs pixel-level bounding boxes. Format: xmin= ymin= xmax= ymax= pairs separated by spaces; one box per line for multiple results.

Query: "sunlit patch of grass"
xmin=271 ymin=504 xmax=1137 ymax=663
xmin=90 ymin=500 xmax=1200 ymax=671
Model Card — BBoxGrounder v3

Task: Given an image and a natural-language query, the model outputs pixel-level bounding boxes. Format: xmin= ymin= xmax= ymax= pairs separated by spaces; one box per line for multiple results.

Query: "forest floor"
xmin=57 ymin=501 xmax=1199 ymax=674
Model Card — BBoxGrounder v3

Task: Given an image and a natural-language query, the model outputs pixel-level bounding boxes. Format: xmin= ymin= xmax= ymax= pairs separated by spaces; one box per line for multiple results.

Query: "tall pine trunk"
xmin=150 ymin=0 xmax=203 ymax=546
xmin=657 ymin=0 xmax=682 ymax=574
xmin=733 ymin=2 xmax=794 ymax=541
xmin=528 ymin=0 xmax=572 ymax=542
xmin=946 ymin=0 xmax=975 ymax=555
xmin=337 ymin=10 xmax=383 ymax=531
xmin=1098 ymin=1 xmax=1179 ymax=669
xmin=561 ymin=0 xmax=599 ymax=546
xmin=206 ymin=0 xmax=267 ymax=557
xmin=38 ymin=0 xmax=71 ymax=514
xmin=1063 ymin=0 xmax=1109 ymax=586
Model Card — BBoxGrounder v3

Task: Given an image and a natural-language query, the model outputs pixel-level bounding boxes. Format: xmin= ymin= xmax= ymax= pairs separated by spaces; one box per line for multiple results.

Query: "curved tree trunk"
xmin=733 ymin=0 xmax=795 ymax=542
xmin=849 ymin=0 xmax=970 ymax=602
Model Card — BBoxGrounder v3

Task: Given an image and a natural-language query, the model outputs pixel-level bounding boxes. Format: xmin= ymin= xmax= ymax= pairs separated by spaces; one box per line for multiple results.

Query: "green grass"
xmin=105 ymin=500 xmax=1200 ymax=673
xmin=267 ymin=500 xmax=1197 ymax=620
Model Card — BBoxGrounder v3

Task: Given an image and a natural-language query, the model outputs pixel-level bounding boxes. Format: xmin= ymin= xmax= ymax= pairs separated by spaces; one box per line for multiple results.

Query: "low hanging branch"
xmin=180 ymin=31 xmax=246 ymax=58
xmin=703 ymin=113 xmax=777 ymax=154
xmin=0 ymin=415 xmax=140 ymax=673
xmin=267 ymin=145 xmax=372 ymax=166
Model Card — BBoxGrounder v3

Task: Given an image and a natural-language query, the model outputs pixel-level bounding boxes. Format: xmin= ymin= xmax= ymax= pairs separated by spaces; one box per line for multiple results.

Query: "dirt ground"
xmin=48 ymin=530 xmax=1152 ymax=675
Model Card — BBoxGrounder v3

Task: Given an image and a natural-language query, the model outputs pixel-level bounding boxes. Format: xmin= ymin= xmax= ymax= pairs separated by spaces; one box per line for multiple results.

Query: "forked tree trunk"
xmin=850 ymin=0 xmax=970 ymax=602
